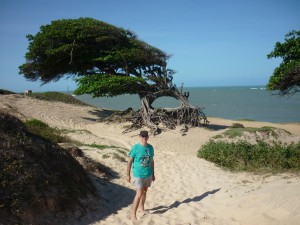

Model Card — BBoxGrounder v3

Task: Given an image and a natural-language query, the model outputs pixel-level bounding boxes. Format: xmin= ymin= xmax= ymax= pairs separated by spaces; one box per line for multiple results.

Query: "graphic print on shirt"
xmin=140 ymin=148 xmax=151 ymax=167
xmin=140 ymin=155 xmax=150 ymax=167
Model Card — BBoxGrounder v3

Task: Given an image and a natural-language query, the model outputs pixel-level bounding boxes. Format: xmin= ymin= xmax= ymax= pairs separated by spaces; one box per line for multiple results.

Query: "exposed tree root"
xmin=121 ymin=105 xmax=209 ymax=135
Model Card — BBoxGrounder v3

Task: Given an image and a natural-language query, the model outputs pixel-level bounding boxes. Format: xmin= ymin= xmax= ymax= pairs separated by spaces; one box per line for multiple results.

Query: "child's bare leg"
xmin=138 ymin=187 xmax=148 ymax=214
xmin=131 ymin=188 xmax=143 ymax=220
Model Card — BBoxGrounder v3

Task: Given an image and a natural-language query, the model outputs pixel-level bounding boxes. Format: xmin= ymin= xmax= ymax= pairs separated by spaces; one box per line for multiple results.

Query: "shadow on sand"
xmin=72 ymin=173 xmax=135 ymax=225
xmin=81 ymin=109 xmax=116 ymax=122
xmin=150 ymin=188 xmax=220 ymax=214
xmin=206 ymin=123 xmax=229 ymax=131
xmin=89 ymin=109 xmax=116 ymax=118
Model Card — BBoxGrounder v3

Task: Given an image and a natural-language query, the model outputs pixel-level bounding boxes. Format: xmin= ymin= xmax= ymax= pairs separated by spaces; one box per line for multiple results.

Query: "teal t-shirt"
xmin=129 ymin=143 xmax=154 ymax=178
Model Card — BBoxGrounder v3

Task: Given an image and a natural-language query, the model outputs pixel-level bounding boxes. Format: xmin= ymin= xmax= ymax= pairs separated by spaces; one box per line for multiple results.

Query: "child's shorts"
xmin=133 ymin=175 xmax=152 ymax=189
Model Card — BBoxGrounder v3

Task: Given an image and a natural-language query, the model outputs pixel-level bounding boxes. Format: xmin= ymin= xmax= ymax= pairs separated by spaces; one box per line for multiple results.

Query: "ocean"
xmin=73 ymin=86 xmax=300 ymax=123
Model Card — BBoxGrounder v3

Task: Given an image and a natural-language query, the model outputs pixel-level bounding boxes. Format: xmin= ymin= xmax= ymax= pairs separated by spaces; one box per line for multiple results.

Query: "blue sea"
xmin=73 ymin=86 xmax=300 ymax=123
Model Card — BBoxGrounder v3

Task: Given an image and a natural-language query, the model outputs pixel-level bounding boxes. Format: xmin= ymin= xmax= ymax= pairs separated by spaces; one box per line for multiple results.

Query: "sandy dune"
xmin=1 ymin=94 xmax=300 ymax=225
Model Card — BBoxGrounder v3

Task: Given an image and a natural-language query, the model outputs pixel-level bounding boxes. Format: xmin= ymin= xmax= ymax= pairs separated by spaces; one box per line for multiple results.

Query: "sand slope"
xmin=1 ymin=94 xmax=300 ymax=225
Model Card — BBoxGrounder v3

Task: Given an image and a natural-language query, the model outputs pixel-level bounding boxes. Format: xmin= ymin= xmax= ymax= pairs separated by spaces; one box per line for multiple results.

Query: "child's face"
xmin=140 ymin=135 xmax=149 ymax=145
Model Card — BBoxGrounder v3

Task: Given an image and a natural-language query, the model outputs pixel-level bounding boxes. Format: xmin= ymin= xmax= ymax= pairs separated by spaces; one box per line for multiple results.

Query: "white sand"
xmin=1 ymin=94 xmax=300 ymax=225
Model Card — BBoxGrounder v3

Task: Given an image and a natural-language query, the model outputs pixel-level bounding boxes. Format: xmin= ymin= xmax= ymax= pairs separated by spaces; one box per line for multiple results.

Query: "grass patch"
xmin=198 ymin=140 xmax=300 ymax=173
xmin=223 ymin=126 xmax=276 ymax=138
xmin=30 ymin=91 xmax=91 ymax=106
xmin=25 ymin=119 xmax=71 ymax=143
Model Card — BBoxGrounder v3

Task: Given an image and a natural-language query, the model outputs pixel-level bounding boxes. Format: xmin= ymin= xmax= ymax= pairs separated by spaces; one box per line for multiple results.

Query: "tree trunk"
xmin=139 ymin=94 xmax=157 ymax=129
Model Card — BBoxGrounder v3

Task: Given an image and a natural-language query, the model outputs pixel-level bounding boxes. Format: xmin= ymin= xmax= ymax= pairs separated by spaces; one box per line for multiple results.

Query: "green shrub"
xmin=198 ymin=140 xmax=300 ymax=173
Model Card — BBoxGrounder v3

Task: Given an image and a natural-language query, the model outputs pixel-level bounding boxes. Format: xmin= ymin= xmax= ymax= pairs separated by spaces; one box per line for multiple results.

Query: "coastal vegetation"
xmin=19 ymin=17 xmax=208 ymax=134
xmin=267 ymin=30 xmax=300 ymax=95
xmin=25 ymin=118 xmax=71 ymax=143
xmin=0 ymin=112 xmax=97 ymax=224
xmin=0 ymin=89 xmax=91 ymax=106
xmin=221 ymin=126 xmax=289 ymax=139
xmin=198 ymin=126 xmax=300 ymax=173
xmin=198 ymin=141 xmax=300 ymax=173
xmin=30 ymin=91 xmax=91 ymax=106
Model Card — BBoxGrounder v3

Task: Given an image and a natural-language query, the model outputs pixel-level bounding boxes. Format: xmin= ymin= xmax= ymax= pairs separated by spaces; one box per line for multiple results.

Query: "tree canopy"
xmin=267 ymin=30 xmax=300 ymax=95
xmin=19 ymin=17 xmax=173 ymax=97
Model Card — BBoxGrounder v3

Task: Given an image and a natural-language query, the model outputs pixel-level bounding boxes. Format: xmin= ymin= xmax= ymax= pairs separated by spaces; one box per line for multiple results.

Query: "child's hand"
xmin=126 ymin=175 xmax=131 ymax=183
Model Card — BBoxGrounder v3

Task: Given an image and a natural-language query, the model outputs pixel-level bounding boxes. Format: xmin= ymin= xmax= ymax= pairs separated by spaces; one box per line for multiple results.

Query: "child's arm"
xmin=126 ymin=157 xmax=133 ymax=182
xmin=152 ymin=159 xmax=155 ymax=181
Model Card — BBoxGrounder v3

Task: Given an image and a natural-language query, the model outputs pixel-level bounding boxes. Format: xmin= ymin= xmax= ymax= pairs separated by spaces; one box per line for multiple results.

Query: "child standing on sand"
xmin=126 ymin=130 xmax=155 ymax=221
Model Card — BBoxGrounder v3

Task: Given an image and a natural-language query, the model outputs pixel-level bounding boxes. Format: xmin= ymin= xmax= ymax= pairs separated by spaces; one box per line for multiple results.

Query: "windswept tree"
xmin=267 ymin=30 xmax=300 ymax=95
xmin=19 ymin=18 xmax=208 ymax=133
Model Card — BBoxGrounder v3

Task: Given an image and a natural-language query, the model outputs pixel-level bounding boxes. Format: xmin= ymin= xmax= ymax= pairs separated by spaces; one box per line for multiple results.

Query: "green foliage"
xmin=20 ymin=18 xmax=128 ymax=82
xmin=25 ymin=119 xmax=69 ymax=143
xmin=30 ymin=91 xmax=90 ymax=106
xmin=19 ymin=17 xmax=170 ymax=98
xmin=198 ymin=140 xmax=300 ymax=173
xmin=74 ymin=74 xmax=150 ymax=97
xmin=267 ymin=30 xmax=300 ymax=94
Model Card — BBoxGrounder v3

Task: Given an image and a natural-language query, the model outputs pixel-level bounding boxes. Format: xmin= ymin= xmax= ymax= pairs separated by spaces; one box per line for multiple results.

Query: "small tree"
xmin=19 ymin=18 xmax=208 ymax=134
xmin=267 ymin=30 xmax=300 ymax=95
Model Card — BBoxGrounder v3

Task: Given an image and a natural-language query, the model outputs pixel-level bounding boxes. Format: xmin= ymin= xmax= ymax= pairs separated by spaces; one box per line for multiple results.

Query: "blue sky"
xmin=0 ymin=0 xmax=299 ymax=92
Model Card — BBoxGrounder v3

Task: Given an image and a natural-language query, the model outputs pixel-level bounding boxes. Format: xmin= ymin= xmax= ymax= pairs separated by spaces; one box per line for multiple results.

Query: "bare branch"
xmin=69 ymin=39 xmax=76 ymax=64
